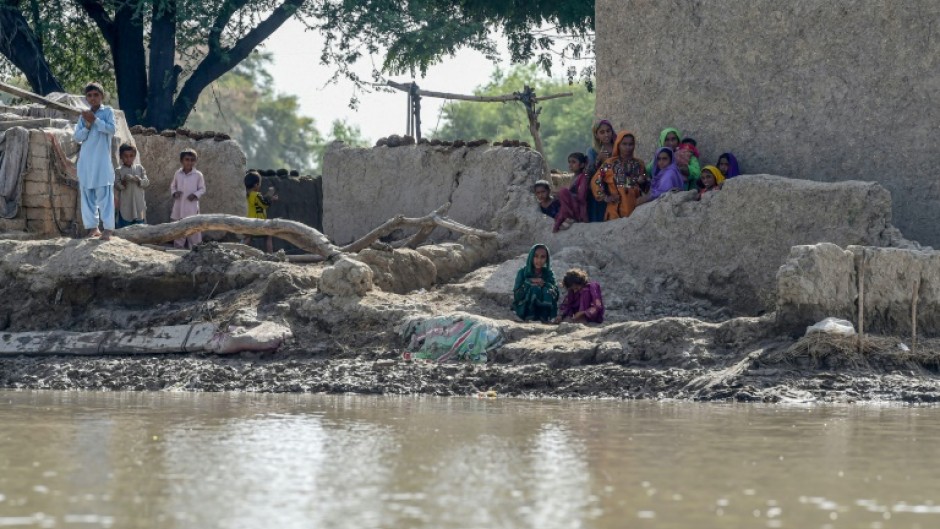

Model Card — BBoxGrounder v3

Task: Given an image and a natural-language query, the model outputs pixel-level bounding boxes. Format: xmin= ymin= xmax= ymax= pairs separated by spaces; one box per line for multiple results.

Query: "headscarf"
xmin=701 ymin=165 xmax=725 ymax=186
xmin=592 ymin=120 xmax=616 ymax=153
xmin=609 ymin=130 xmax=637 ymax=161
xmin=523 ymin=244 xmax=555 ymax=284
xmin=650 ymin=147 xmax=684 ymax=199
xmin=678 ymin=142 xmax=700 ymax=159
xmin=658 ymin=127 xmax=682 ymax=148
xmin=718 ymin=152 xmax=741 ymax=178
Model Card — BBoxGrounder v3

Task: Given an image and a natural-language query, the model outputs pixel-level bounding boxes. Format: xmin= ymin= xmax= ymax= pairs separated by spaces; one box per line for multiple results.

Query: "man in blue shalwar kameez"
xmin=72 ymin=82 xmax=116 ymax=240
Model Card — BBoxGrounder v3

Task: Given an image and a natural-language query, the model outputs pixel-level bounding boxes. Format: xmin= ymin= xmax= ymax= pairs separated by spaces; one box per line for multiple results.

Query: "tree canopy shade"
xmin=0 ymin=0 xmax=594 ymax=129
xmin=435 ymin=65 xmax=595 ymax=171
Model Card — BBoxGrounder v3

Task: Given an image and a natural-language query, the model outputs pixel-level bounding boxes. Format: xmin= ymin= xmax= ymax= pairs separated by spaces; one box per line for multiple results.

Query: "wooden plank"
xmin=386 ymin=80 xmax=572 ymax=103
xmin=0 ymin=81 xmax=82 ymax=116
xmin=0 ymin=324 xmax=217 ymax=356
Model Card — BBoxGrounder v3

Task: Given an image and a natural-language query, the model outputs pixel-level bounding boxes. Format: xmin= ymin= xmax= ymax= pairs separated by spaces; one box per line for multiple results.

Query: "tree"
xmin=435 ymin=65 xmax=595 ymax=171
xmin=313 ymin=119 xmax=368 ymax=171
xmin=185 ymin=52 xmax=323 ymax=172
xmin=0 ymin=0 xmax=594 ymax=128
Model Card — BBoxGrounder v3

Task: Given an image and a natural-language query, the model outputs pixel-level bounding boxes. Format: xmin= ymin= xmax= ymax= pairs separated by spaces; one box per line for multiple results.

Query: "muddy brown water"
xmin=2 ymin=391 xmax=940 ymax=529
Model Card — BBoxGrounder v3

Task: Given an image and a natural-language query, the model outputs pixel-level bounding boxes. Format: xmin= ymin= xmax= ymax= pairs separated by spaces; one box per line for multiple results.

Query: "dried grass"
xmin=762 ymin=333 xmax=940 ymax=371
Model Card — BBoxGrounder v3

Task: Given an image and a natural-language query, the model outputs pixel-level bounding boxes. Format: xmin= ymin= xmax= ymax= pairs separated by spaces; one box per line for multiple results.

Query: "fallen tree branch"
xmin=117 ymin=215 xmax=344 ymax=259
xmin=116 ymin=207 xmax=497 ymax=258
xmin=340 ymin=203 xmax=496 ymax=253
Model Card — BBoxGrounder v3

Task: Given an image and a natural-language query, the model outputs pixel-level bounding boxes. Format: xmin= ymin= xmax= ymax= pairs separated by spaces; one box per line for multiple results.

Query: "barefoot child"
xmin=72 ymin=82 xmax=116 ymax=240
xmin=113 ymin=144 xmax=149 ymax=227
xmin=512 ymin=244 xmax=559 ymax=322
xmin=554 ymin=268 xmax=605 ymax=324
xmin=244 ymin=170 xmax=279 ymax=252
xmin=170 ymin=148 xmax=205 ymax=249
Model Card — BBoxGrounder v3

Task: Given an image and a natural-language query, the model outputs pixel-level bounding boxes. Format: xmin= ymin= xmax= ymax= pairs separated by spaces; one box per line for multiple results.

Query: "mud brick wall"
xmin=17 ymin=130 xmax=80 ymax=236
xmin=133 ymin=134 xmax=247 ymax=225
xmin=595 ymin=0 xmax=940 ymax=247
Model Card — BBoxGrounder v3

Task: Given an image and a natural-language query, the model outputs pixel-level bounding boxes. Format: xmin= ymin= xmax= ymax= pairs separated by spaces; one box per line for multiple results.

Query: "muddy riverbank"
xmin=2 ymin=232 xmax=939 ymax=403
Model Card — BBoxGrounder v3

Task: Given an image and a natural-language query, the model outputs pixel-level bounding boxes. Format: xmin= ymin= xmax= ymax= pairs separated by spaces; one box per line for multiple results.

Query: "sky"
xmin=260 ymin=18 xmax=509 ymax=142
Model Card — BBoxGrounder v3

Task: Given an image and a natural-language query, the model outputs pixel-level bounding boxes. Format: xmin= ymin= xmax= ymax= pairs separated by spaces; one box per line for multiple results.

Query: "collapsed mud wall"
xmin=322 ymin=143 xmax=543 ymax=244
xmin=133 ymin=134 xmax=247 ymax=224
xmin=492 ymin=175 xmax=905 ymax=315
xmin=595 ymin=0 xmax=940 ymax=247
xmin=777 ymin=243 xmax=940 ymax=337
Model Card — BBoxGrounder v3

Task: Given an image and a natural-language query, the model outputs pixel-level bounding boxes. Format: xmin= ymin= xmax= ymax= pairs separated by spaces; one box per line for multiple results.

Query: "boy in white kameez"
xmin=72 ymin=82 xmax=116 ymax=240
xmin=170 ymin=148 xmax=205 ymax=248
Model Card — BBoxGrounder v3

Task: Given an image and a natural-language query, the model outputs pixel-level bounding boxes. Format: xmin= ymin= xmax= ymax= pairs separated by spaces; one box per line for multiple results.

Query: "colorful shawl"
xmin=400 ymin=314 xmax=503 ymax=363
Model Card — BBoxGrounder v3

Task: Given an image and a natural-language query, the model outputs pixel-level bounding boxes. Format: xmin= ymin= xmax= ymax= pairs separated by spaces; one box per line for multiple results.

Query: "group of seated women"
xmin=534 ymin=121 xmax=742 ymax=232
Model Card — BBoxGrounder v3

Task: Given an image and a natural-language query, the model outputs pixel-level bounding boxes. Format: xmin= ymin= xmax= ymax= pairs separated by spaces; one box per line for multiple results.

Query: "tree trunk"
xmin=146 ymin=0 xmax=179 ymax=130
xmin=0 ymin=1 xmax=63 ymax=95
xmin=111 ymin=6 xmax=149 ymax=126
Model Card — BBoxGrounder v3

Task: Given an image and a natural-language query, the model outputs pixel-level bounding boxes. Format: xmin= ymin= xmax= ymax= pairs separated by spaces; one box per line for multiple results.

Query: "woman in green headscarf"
xmin=512 ymin=244 xmax=559 ymax=322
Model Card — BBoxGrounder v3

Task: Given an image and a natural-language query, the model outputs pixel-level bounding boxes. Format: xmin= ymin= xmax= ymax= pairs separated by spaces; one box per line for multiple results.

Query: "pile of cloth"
xmin=399 ymin=313 xmax=504 ymax=363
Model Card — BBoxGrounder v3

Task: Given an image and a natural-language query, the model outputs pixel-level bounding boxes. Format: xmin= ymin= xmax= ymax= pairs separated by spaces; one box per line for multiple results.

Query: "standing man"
xmin=73 ymin=82 xmax=116 ymax=240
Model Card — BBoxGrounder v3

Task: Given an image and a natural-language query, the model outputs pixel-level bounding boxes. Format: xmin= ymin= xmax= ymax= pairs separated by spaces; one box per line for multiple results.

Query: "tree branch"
xmin=0 ymin=0 xmax=63 ymax=94
xmin=172 ymin=0 xmax=305 ymax=126
xmin=340 ymin=203 xmax=497 ymax=253
xmin=208 ymin=0 xmax=251 ymax=54
xmin=72 ymin=0 xmax=116 ymax=46
xmin=116 ymin=215 xmax=345 ymax=259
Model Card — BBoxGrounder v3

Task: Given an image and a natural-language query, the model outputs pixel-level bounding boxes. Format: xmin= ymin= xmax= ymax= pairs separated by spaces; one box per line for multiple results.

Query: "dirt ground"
xmin=2 ymin=238 xmax=939 ymax=403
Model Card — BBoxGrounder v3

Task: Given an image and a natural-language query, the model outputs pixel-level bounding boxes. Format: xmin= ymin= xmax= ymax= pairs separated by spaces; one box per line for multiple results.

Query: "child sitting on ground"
xmin=243 ymin=171 xmax=279 ymax=252
xmin=113 ymin=143 xmax=149 ymax=227
xmin=533 ymin=180 xmax=560 ymax=220
xmin=699 ymin=165 xmax=725 ymax=199
xmin=554 ymin=268 xmax=605 ymax=324
xmin=512 ymin=244 xmax=559 ymax=322
xmin=170 ymin=148 xmax=205 ymax=249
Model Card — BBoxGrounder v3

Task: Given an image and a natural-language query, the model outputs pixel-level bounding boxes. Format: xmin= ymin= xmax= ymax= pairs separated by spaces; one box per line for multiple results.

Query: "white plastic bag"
xmin=805 ymin=317 xmax=856 ymax=337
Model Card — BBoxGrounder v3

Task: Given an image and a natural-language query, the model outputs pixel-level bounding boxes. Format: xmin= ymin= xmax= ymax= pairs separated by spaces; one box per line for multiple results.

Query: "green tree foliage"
xmin=435 ymin=65 xmax=595 ymax=171
xmin=186 ymin=52 xmax=322 ymax=171
xmin=313 ymin=119 xmax=368 ymax=171
xmin=186 ymin=52 xmax=368 ymax=173
xmin=0 ymin=0 xmax=593 ymax=127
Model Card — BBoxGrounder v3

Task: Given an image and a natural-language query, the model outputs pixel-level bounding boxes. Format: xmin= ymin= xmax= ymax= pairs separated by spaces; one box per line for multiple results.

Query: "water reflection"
xmin=2 ymin=392 xmax=940 ymax=529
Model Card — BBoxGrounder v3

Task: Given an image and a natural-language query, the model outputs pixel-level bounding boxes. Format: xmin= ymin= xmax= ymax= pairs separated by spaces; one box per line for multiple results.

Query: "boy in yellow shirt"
xmin=244 ymin=171 xmax=278 ymax=252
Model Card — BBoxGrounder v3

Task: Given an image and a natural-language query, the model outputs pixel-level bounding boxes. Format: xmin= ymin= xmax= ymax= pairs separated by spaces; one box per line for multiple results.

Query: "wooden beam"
xmin=0 ymin=80 xmax=82 ymax=116
xmin=386 ymin=80 xmax=572 ymax=103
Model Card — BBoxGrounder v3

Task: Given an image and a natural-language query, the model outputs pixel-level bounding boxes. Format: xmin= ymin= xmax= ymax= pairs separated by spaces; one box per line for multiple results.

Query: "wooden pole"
xmin=857 ymin=250 xmax=866 ymax=354
xmin=0 ymin=80 xmax=82 ymax=116
xmin=518 ymin=85 xmax=550 ymax=177
xmin=912 ymin=278 xmax=920 ymax=353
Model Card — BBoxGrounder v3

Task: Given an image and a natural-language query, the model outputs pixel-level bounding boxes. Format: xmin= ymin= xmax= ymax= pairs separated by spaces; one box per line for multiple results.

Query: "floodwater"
xmin=1 ymin=392 xmax=940 ymax=529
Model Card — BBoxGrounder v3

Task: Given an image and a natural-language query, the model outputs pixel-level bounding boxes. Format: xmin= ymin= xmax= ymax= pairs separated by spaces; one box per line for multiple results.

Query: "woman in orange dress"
xmin=590 ymin=130 xmax=648 ymax=221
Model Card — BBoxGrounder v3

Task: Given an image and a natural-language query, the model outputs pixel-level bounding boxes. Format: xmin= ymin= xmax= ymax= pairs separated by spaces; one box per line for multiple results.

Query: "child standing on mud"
xmin=113 ymin=144 xmax=149 ymax=227
xmin=512 ymin=244 xmax=559 ymax=322
xmin=170 ymin=148 xmax=205 ymax=249
xmin=243 ymin=171 xmax=279 ymax=252
xmin=72 ymin=82 xmax=116 ymax=240
xmin=555 ymin=268 xmax=605 ymax=324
